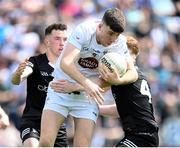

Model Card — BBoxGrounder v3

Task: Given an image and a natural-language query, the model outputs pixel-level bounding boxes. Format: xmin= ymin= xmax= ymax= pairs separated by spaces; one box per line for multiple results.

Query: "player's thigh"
xmin=73 ymin=117 xmax=96 ymax=146
xmin=40 ymin=109 xmax=65 ymax=141
xmin=41 ymin=91 xmax=69 ymax=141
xmin=69 ymin=99 xmax=99 ymax=123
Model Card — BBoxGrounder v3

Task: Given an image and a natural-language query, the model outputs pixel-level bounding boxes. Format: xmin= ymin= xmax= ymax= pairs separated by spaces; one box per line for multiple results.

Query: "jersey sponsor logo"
xmin=78 ymin=57 xmax=98 ymax=69
xmin=37 ymin=85 xmax=48 ymax=92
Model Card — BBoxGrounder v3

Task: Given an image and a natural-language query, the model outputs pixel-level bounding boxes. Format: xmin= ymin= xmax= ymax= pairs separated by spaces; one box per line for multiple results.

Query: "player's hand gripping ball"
xmin=99 ymin=52 xmax=127 ymax=79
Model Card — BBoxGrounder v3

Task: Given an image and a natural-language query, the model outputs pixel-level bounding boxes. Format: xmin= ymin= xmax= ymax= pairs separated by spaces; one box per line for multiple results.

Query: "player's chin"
xmin=56 ymin=52 xmax=61 ymax=56
xmin=57 ymin=50 xmax=62 ymax=55
xmin=105 ymin=41 xmax=113 ymax=46
xmin=103 ymin=43 xmax=110 ymax=47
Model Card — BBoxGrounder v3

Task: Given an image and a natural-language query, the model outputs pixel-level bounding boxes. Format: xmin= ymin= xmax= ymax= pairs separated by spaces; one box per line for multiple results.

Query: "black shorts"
xmin=115 ymin=131 xmax=159 ymax=147
xmin=20 ymin=127 xmax=68 ymax=147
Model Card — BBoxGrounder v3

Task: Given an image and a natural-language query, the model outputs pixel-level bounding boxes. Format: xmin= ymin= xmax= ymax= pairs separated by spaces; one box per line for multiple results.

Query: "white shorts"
xmin=44 ymin=87 xmax=99 ymax=123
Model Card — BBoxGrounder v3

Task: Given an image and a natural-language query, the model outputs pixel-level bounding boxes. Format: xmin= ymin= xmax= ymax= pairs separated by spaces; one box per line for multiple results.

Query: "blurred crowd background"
xmin=0 ymin=0 xmax=179 ymax=146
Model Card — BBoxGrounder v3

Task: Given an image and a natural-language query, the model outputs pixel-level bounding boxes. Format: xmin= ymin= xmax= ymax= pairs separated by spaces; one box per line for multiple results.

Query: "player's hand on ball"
xmin=16 ymin=59 xmax=29 ymax=76
xmin=98 ymin=52 xmax=128 ymax=85
xmin=99 ymin=63 xmax=120 ymax=85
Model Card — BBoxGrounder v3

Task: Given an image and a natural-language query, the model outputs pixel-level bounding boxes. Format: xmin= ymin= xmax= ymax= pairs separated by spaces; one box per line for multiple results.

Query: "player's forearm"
xmin=73 ymin=83 xmax=84 ymax=91
xmin=60 ymin=59 xmax=89 ymax=87
xmin=99 ymin=104 xmax=119 ymax=117
xmin=11 ymin=72 xmax=21 ymax=85
xmin=116 ymin=68 xmax=138 ymax=85
xmin=115 ymin=55 xmax=138 ymax=85
xmin=73 ymin=77 xmax=111 ymax=91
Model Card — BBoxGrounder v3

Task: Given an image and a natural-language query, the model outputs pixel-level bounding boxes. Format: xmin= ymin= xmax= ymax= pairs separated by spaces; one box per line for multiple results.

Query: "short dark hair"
xmin=102 ymin=8 xmax=126 ymax=33
xmin=45 ymin=23 xmax=67 ymax=36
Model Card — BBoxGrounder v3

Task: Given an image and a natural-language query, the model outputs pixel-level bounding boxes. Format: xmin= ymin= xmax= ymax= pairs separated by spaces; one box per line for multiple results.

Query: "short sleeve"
xmin=28 ymin=57 xmax=36 ymax=71
xmin=111 ymin=35 xmax=130 ymax=58
xmin=119 ymin=35 xmax=130 ymax=58
xmin=68 ymin=24 xmax=86 ymax=50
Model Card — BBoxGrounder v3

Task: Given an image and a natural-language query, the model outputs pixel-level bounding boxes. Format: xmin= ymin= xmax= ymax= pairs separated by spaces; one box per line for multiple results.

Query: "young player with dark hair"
xmin=40 ymin=8 xmax=138 ymax=147
xmin=11 ymin=23 xmax=69 ymax=147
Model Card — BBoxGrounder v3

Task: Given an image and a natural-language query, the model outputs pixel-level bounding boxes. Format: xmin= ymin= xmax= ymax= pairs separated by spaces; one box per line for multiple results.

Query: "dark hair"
xmin=102 ymin=8 xmax=126 ymax=33
xmin=45 ymin=23 xmax=67 ymax=36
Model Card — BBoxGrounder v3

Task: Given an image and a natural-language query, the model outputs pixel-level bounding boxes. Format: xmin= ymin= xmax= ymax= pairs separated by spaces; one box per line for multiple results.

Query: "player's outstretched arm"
xmin=11 ymin=59 xmax=32 ymax=85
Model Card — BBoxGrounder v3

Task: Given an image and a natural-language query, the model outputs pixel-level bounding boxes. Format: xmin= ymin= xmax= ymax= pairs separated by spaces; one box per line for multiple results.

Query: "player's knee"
xmin=74 ymin=139 xmax=91 ymax=147
xmin=39 ymin=138 xmax=54 ymax=147
xmin=39 ymin=141 xmax=52 ymax=147
xmin=74 ymin=134 xmax=92 ymax=146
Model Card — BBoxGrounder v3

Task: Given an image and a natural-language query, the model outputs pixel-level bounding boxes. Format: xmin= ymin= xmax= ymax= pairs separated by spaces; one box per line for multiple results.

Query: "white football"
xmin=99 ymin=52 xmax=127 ymax=77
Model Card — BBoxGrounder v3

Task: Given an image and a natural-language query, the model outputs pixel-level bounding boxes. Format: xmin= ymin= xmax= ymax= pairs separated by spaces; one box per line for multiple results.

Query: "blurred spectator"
xmin=0 ymin=0 xmax=180 ymax=146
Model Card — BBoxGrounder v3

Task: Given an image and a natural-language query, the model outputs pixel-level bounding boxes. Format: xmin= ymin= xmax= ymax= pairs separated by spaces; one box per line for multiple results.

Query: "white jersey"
xmin=53 ymin=19 xmax=129 ymax=82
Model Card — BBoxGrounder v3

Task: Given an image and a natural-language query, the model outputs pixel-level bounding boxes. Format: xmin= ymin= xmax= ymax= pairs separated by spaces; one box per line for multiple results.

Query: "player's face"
xmin=48 ymin=30 xmax=68 ymax=56
xmin=97 ymin=23 xmax=120 ymax=47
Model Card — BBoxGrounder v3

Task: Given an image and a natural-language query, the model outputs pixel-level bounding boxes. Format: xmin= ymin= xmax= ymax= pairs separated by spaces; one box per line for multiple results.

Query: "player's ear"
xmin=44 ymin=37 xmax=49 ymax=46
xmin=98 ymin=23 xmax=103 ymax=30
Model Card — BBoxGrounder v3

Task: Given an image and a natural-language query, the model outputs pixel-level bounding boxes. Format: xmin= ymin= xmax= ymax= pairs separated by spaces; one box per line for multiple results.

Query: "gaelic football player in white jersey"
xmin=40 ymin=8 xmax=138 ymax=147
